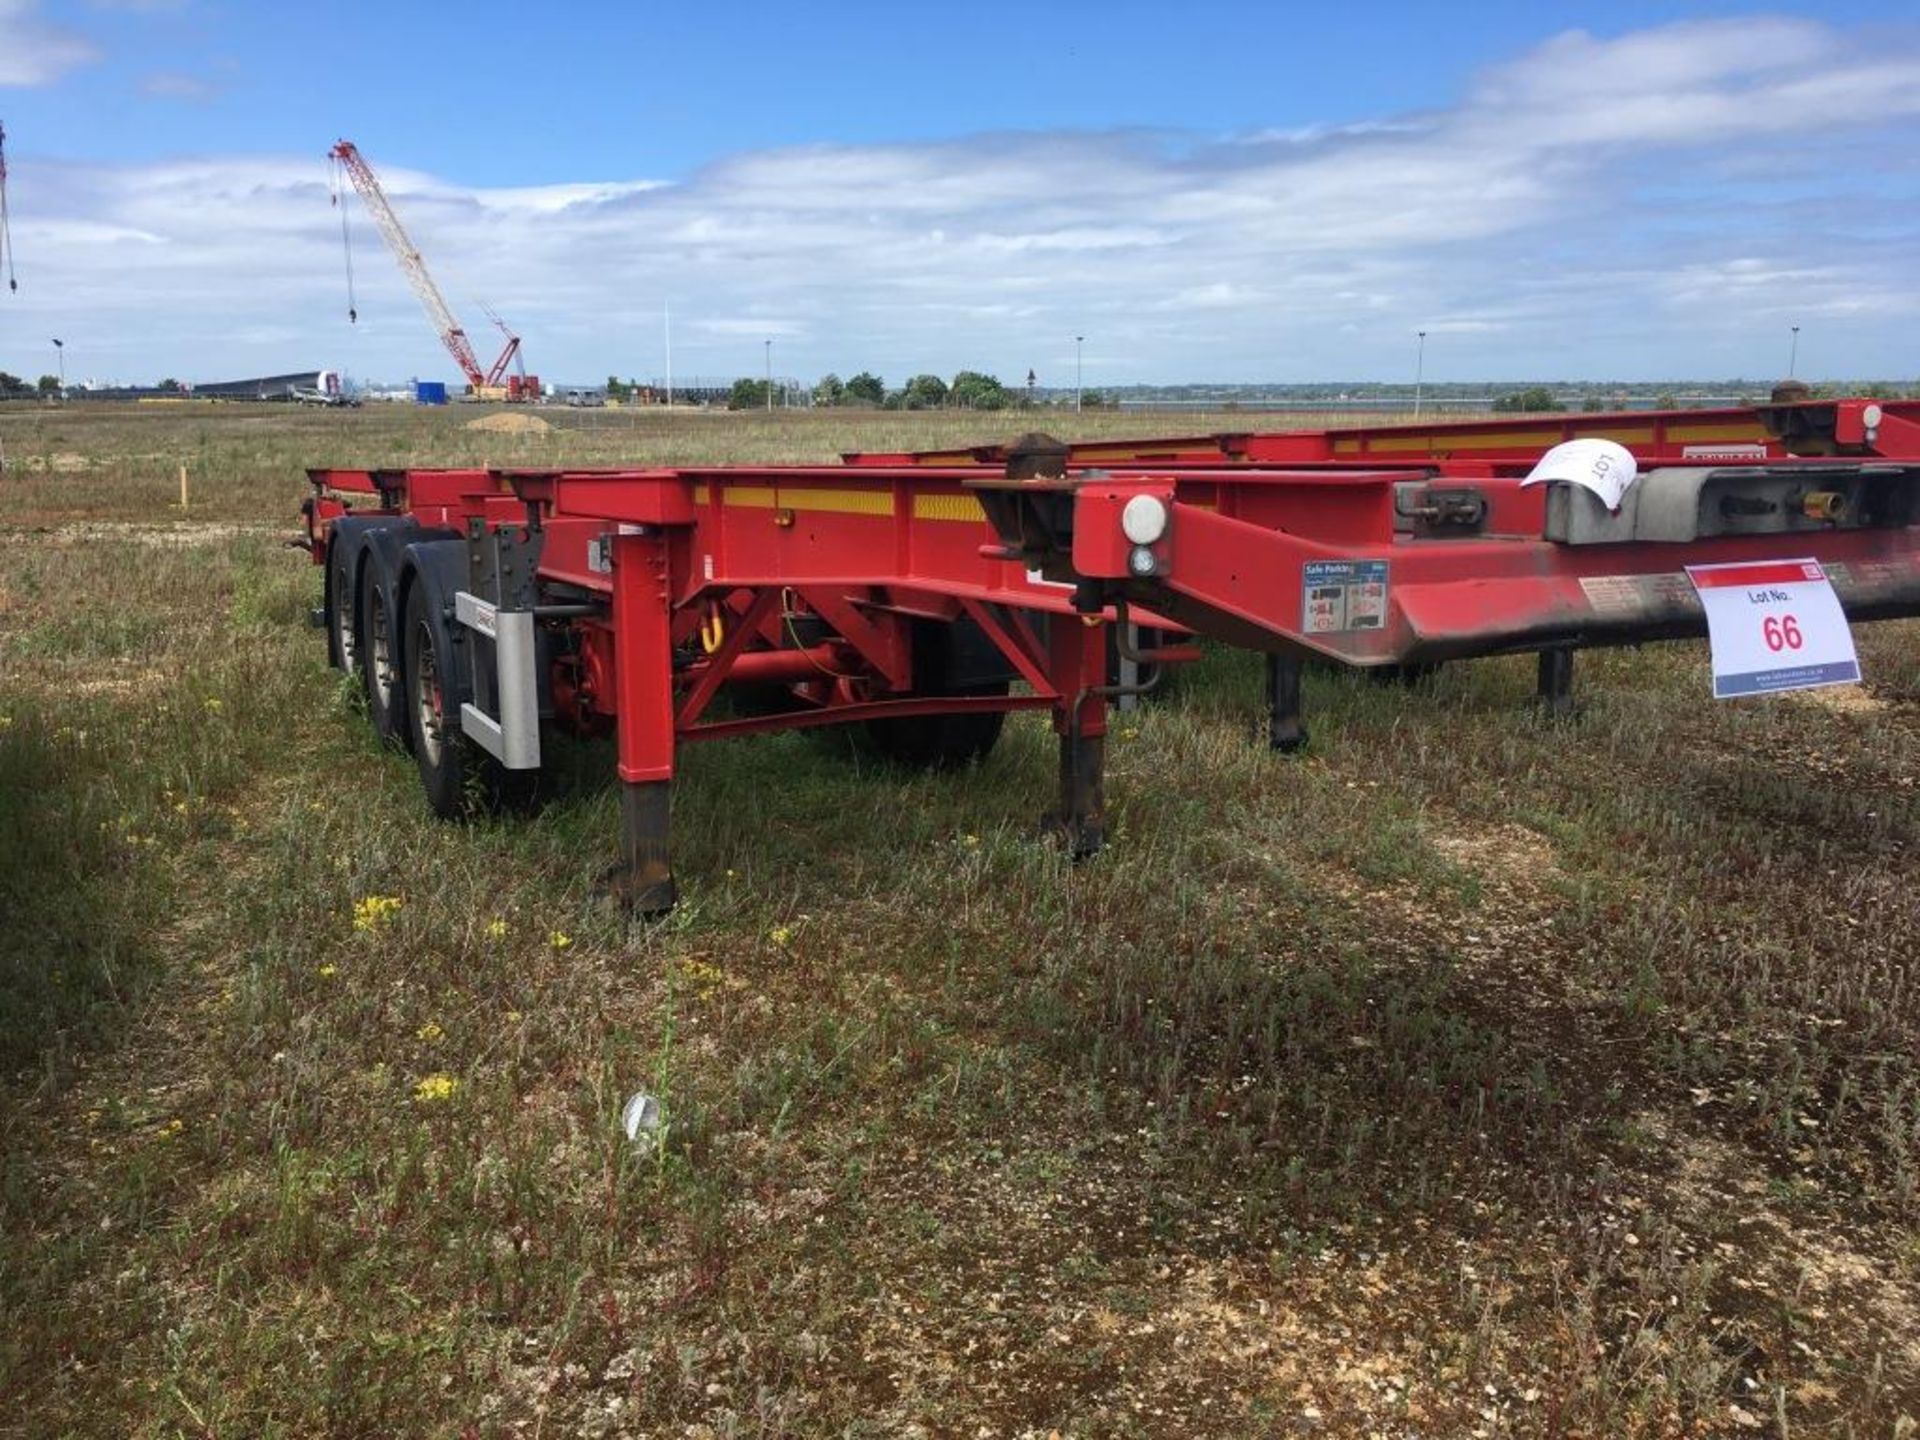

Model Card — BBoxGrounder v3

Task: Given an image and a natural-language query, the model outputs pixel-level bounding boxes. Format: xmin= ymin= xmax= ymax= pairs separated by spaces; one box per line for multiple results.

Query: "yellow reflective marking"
xmin=718 ymin=485 xmax=894 ymax=516
xmin=912 ymin=493 xmax=986 ymax=523
xmin=1363 ymin=428 xmax=1566 ymax=453
xmin=1572 ymin=426 xmax=1656 ymax=445
xmin=1070 ymin=445 xmax=1174 ymax=462
xmin=1665 ymin=423 xmax=1766 ymax=442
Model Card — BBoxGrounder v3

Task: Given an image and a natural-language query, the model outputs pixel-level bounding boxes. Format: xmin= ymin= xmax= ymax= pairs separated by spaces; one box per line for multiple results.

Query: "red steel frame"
xmin=302 ymin=396 xmax=1920 ymax=910
xmin=846 ymin=396 xmax=1920 ymax=470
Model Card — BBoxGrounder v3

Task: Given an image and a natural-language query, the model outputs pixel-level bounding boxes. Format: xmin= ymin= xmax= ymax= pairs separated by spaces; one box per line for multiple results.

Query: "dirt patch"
xmin=1792 ymin=684 xmax=1890 ymax=716
xmin=1429 ymin=820 xmax=1559 ymax=879
xmin=0 ymin=451 xmax=95 ymax=474
xmin=1645 ymin=1113 xmax=1920 ymax=1392
xmin=466 ymin=412 xmax=552 ymax=436
xmin=0 ymin=521 xmax=276 ymax=548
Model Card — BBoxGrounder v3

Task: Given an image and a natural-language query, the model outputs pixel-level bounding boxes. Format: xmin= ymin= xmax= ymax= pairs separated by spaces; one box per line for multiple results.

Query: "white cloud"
xmin=0 ymin=0 xmax=99 ymax=86
xmin=139 ymin=70 xmax=216 ymax=101
xmin=6 ymin=17 xmax=1920 ymax=386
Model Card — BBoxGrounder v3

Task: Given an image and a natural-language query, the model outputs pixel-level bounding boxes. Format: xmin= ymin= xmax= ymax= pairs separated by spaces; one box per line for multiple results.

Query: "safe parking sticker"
xmin=1303 ymin=560 xmax=1389 ymax=634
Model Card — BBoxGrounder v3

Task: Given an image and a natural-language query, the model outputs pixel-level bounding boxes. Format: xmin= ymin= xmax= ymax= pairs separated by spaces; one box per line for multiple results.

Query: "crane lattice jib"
xmin=330 ymin=141 xmax=485 ymax=386
xmin=1 ymin=120 xmax=16 ymax=294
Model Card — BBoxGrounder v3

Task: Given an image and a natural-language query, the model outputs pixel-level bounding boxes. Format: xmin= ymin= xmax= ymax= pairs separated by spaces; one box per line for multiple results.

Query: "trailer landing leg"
xmin=1537 ymin=648 xmax=1576 ymax=717
xmin=611 ymin=780 xmax=677 ymax=917
xmin=1050 ymin=729 xmax=1106 ymax=859
xmin=1037 ymin=610 xmax=1110 ymax=858
xmin=1266 ymin=653 xmax=1308 ymax=754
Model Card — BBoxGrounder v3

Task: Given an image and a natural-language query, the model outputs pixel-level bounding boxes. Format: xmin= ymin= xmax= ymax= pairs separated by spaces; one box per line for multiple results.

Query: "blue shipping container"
xmin=415 ymin=381 xmax=448 ymax=406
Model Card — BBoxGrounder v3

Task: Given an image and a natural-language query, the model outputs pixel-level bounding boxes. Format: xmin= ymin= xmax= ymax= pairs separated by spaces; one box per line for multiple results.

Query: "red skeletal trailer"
xmin=300 ymin=395 xmax=1920 ymax=911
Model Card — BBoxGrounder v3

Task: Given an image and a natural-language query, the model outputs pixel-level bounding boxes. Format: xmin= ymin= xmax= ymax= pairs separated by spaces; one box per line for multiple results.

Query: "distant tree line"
xmin=0 ymin=372 xmax=62 ymax=398
xmin=1482 ymin=380 xmax=1920 ymax=414
xmin=725 ymin=369 xmax=1114 ymax=412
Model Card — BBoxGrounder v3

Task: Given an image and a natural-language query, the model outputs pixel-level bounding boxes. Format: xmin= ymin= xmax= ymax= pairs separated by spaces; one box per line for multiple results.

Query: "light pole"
xmin=1074 ymin=335 xmax=1084 ymax=413
xmin=764 ymin=338 xmax=773 ymax=413
xmin=1788 ymin=325 xmax=1800 ymax=378
xmin=51 ymin=337 xmax=65 ymax=394
xmin=1413 ymin=329 xmax=1427 ymax=419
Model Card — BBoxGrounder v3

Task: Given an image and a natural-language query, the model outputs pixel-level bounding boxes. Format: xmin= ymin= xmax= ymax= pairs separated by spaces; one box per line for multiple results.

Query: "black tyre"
xmin=360 ymin=552 xmax=411 ymax=750
xmin=404 ymin=579 xmax=542 ymax=818
xmin=327 ymin=536 xmax=363 ymax=681
xmin=862 ymin=619 xmax=1009 ymax=768
xmin=863 ymin=701 xmax=1007 ymax=768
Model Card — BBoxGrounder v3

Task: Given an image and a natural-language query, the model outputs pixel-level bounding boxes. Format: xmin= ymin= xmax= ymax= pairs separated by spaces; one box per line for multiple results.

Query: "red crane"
xmin=1 ymin=120 xmax=18 ymax=294
xmin=328 ymin=140 xmax=536 ymax=400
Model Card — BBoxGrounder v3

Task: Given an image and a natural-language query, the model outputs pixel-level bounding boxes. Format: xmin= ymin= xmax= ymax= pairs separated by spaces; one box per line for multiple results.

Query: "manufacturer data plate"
xmin=1302 ymin=560 xmax=1389 ymax=634
xmin=1684 ymin=557 xmax=1861 ymax=699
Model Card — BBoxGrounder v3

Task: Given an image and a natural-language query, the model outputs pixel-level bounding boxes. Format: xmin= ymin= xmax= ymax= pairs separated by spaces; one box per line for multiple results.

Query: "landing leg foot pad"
xmin=1042 ymin=730 xmax=1106 ymax=861
xmin=607 ymin=779 xmax=677 ymax=918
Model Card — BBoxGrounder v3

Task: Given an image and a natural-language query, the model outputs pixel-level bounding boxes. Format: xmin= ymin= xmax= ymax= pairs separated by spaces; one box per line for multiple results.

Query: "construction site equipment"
xmin=1 ymin=120 xmax=17 ymax=294
xmin=299 ymin=396 xmax=1920 ymax=913
xmin=327 ymin=140 xmax=539 ymax=402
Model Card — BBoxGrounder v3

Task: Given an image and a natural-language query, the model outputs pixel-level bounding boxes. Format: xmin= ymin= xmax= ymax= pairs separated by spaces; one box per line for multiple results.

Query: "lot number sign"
xmin=1684 ymin=558 xmax=1861 ymax=699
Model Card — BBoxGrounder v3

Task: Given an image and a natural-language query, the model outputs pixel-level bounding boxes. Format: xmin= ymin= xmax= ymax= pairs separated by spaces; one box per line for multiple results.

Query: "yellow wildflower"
xmin=484 ymin=918 xmax=508 ymax=941
xmin=677 ymin=958 xmax=727 ymax=996
xmin=769 ymin=925 xmax=793 ymax=947
xmin=203 ymin=697 xmax=223 ymax=713
xmin=352 ymin=895 xmax=402 ymax=933
xmin=416 ymin=1021 xmax=444 ymax=1043
xmin=413 ymin=1073 xmax=458 ymax=1103
xmin=962 ymin=833 xmax=981 ymax=848
xmin=158 ymin=1119 xmax=184 ymax=1140
xmin=504 ymin=1010 xmax=522 ymax=1023
xmin=548 ymin=930 xmax=573 ymax=951
xmin=317 ymin=963 xmax=337 ymax=978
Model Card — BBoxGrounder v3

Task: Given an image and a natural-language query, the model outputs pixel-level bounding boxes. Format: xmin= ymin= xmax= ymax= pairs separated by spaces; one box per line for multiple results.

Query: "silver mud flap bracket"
xmin=454 ymin=591 xmax=541 ymax=769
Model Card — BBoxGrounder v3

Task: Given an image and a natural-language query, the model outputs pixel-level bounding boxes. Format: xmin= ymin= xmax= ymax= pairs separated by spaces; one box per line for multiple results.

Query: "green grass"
xmin=2 ymin=401 xmax=1918 ymax=1436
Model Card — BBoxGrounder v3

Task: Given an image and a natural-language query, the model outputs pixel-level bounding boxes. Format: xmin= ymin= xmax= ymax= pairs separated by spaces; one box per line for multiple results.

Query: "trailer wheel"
xmin=404 ymin=580 xmax=539 ymax=817
xmin=863 ymin=696 xmax=1007 ymax=768
xmin=862 ymin=618 xmax=1010 ymax=768
xmin=360 ymin=556 xmax=411 ymax=750
xmin=327 ymin=540 xmax=363 ymax=681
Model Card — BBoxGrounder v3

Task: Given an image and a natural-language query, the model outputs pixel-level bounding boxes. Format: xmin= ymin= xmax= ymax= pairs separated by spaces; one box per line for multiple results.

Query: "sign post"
xmin=1685 ymin=558 xmax=1860 ymax=699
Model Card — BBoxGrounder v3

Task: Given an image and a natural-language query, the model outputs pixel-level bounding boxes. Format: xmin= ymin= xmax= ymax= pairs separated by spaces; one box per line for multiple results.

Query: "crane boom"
xmin=1 ymin=120 xmax=17 ymax=294
xmin=329 ymin=140 xmax=489 ymax=387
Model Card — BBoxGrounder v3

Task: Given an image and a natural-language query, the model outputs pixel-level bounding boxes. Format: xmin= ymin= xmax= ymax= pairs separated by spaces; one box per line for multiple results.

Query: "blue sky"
xmin=2 ymin=0 xmax=1918 ymax=387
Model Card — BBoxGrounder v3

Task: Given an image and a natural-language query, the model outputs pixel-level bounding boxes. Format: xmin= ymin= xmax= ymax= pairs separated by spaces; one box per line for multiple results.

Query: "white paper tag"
xmin=1520 ymin=438 xmax=1638 ymax=511
xmin=1685 ymin=558 xmax=1861 ymax=699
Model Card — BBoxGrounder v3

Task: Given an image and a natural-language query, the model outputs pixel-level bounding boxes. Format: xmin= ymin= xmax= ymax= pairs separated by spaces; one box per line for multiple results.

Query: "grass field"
xmin=2 ymin=401 xmax=1918 ymax=1438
